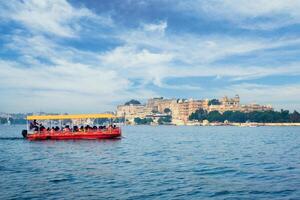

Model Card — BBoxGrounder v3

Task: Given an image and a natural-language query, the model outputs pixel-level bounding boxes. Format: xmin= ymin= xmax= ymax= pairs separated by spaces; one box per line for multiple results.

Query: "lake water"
xmin=0 ymin=125 xmax=300 ymax=199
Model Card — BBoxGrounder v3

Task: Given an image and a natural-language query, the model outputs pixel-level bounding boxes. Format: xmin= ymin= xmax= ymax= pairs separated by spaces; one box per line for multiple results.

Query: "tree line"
xmin=189 ymin=109 xmax=300 ymax=123
xmin=134 ymin=117 xmax=153 ymax=125
xmin=0 ymin=117 xmax=27 ymax=124
xmin=134 ymin=116 xmax=172 ymax=125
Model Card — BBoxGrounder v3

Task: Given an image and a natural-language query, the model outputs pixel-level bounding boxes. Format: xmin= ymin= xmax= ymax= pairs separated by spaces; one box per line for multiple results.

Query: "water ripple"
xmin=0 ymin=125 xmax=300 ymax=199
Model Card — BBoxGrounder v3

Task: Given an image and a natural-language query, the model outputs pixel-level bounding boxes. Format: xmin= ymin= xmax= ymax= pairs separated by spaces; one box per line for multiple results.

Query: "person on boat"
xmin=63 ymin=125 xmax=71 ymax=132
xmin=79 ymin=126 xmax=84 ymax=132
xmin=39 ymin=124 xmax=46 ymax=132
xmin=34 ymin=126 xmax=39 ymax=132
xmin=85 ymin=125 xmax=91 ymax=131
xmin=73 ymin=126 xmax=79 ymax=132
xmin=29 ymin=120 xmax=39 ymax=131
xmin=54 ymin=126 xmax=60 ymax=131
xmin=50 ymin=127 xmax=55 ymax=133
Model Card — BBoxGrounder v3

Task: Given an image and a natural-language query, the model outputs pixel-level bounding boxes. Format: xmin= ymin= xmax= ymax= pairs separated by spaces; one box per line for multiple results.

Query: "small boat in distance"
xmin=22 ymin=113 xmax=121 ymax=141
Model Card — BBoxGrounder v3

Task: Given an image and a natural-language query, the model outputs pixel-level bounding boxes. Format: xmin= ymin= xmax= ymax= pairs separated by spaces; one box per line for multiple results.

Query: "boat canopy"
xmin=27 ymin=113 xmax=116 ymax=120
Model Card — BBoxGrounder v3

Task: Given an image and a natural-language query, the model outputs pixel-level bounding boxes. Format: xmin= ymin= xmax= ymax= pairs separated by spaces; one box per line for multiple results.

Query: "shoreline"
xmin=126 ymin=122 xmax=300 ymax=126
xmin=1 ymin=123 xmax=300 ymax=127
xmin=202 ymin=122 xmax=300 ymax=127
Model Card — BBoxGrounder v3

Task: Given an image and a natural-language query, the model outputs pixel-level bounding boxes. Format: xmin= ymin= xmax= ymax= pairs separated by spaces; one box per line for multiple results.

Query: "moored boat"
xmin=22 ymin=113 xmax=121 ymax=141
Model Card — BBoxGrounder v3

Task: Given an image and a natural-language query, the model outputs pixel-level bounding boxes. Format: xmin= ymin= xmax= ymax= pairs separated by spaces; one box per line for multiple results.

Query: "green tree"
xmin=158 ymin=116 xmax=172 ymax=125
xmin=230 ymin=111 xmax=246 ymax=123
xmin=0 ymin=118 xmax=8 ymax=124
xmin=152 ymin=109 xmax=159 ymax=114
xmin=280 ymin=109 xmax=290 ymax=122
xmin=290 ymin=110 xmax=300 ymax=122
xmin=189 ymin=108 xmax=207 ymax=121
xmin=189 ymin=109 xmax=300 ymax=123
xmin=134 ymin=117 xmax=142 ymax=124
xmin=113 ymin=117 xmax=125 ymax=123
xmin=222 ymin=111 xmax=234 ymax=121
xmin=146 ymin=118 xmax=153 ymax=124
xmin=134 ymin=117 xmax=153 ymax=125
xmin=208 ymin=99 xmax=221 ymax=105
xmin=164 ymin=108 xmax=171 ymax=114
xmin=10 ymin=118 xmax=26 ymax=124
xmin=207 ymin=111 xmax=223 ymax=122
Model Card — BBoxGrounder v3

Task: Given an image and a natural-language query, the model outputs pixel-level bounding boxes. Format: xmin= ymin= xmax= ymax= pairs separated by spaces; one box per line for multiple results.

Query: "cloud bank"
xmin=0 ymin=0 xmax=299 ymax=112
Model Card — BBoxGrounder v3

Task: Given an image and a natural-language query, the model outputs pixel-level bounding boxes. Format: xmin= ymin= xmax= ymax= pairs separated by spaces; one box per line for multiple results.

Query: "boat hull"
xmin=25 ymin=128 xmax=121 ymax=141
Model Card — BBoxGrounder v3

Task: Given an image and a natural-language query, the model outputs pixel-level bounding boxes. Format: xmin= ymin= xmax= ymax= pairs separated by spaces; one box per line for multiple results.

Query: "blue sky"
xmin=1 ymin=0 xmax=300 ymax=113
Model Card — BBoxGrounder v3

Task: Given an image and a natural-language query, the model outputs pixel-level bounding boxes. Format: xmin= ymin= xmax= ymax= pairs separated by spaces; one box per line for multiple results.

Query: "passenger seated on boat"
xmin=30 ymin=120 xmax=39 ymax=130
xmin=39 ymin=124 xmax=47 ymax=132
xmin=54 ymin=126 xmax=60 ymax=131
xmin=79 ymin=126 xmax=84 ymax=132
xmin=85 ymin=125 xmax=91 ymax=131
xmin=50 ymin=127 xmax=55 ymax=133
xmin=40 ymin=124 xmax=45 ymax=131
xmin=73 ymin=126 xmax=79 ymax=132
xmin=63 ymin=125 xmax=71 ymax=132
xmin=34 ymin=126 xmax=39 ymax=132
xmin=113 ymin=125 xmax=116 ymax=129
xmin=47 ymin=127 xmax=50 ymax=131
xmin=93 ymin=126 xmax=97 ymax=130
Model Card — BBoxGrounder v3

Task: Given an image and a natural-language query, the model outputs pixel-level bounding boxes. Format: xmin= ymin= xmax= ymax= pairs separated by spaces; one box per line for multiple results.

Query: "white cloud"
xmin=176 ymin=0 xmax=300 ymax=29
xmin=143 ymin=21 xmax=167 ymax=34
xmin=201 ymin=0 xmax=300 ymax=18
xmin=115 ymin=25 xmax=300 ymax=81
xmin=119 ymin=21 xmax=300 ymax=64
xmin=1 ymin=1 xmax=300 ymax=112
xmin=99 ymin=46 xmax=173 ymax=69
xmin=0 ymin=4 xmax=158 ymax=113
xmin=0 ymin=60 xmax=156 ymax=113
xmin=6 ymin=34 xmax=103 ymax=67
xmin=0 ymin=0 xmax=112 ymax=37
xmin=98 ymin=38 xmax=174 ymax=87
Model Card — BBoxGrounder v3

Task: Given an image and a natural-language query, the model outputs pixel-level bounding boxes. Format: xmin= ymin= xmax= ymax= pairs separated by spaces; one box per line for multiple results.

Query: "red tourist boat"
xmin=21 ymin=113 xmax=122 ymax=141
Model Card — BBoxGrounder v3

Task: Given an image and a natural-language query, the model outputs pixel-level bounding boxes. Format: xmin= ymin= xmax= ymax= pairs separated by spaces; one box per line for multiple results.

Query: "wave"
xmin=0 ymin=137 xmax=24 ymax=140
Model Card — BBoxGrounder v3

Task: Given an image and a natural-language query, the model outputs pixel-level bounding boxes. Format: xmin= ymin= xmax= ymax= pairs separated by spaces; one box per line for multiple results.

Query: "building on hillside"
xmin=208 ymin=95 xmax=240 ymax=113
xmin=208 ymin=95 xmax=273 ymax=113
xmin=147 ymin=97 xmax=163 ymax=112
xmin=174 ymin=99 xmax=209 ymax=122
xmin=240 ymin=104 xmax=273 ymax=112
xmin=116 ymin=95 xmax=273 ymax=125
xmin=116 ymin=104 xmax=151 ymax=120
xmin=208 ymin=104 xmax=241 ymax=113
xmin=220 ymin=95 xmax=240 ymax=107
xmin=146 ymin=97 xmax=177 ymax=113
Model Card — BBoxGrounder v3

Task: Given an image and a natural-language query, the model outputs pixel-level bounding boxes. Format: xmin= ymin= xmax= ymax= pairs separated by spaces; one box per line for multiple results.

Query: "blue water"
xmin=0 ymin=125 xmax=300 ymax=199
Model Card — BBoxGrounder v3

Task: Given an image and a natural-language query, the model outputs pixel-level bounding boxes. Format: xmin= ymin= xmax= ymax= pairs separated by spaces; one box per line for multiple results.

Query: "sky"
xmin=1 ymin=0 xmax=300 ymax=113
